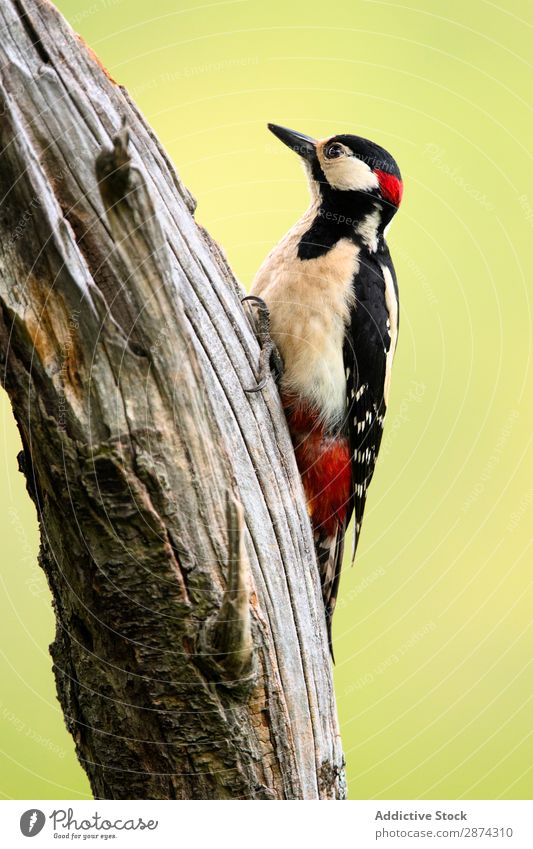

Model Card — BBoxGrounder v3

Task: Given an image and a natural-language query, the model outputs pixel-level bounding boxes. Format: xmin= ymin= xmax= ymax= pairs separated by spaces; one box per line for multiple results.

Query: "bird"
xmin=248 ymin=123 xmax=403 ymax=657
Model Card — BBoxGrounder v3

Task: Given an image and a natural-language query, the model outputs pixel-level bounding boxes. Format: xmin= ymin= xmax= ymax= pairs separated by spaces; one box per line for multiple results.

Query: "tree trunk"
xmin=0 ymin=0 xmax=344 ymax=800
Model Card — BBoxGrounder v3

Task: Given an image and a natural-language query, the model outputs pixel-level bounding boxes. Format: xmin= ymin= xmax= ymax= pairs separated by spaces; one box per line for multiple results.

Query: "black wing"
xmin=343 ymin=249 xmax=398 ymax=561
xmin=320 ymin=250 xmax=398 ymax=656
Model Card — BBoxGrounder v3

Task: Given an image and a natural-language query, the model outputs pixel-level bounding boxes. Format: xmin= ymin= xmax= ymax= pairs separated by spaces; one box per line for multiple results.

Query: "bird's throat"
xmin=297 ymin=191 xmax=383 ymax=259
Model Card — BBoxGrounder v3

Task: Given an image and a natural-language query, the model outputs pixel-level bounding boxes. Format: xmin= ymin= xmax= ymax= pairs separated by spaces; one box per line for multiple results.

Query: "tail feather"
xmin=314 ymin=527 xmax=346 ymax=661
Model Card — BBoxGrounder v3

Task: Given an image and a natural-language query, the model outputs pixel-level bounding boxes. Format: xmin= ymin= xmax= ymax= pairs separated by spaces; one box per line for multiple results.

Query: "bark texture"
xmin=0 ymin=0 xmax=345 ymax=799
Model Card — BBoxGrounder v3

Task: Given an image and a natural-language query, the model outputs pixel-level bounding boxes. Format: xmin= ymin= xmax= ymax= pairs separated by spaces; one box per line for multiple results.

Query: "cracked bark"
xmin=0 ymin=0 xmax=345 ymax=799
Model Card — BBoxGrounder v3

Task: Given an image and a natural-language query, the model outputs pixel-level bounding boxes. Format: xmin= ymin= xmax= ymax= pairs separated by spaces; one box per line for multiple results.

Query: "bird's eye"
xmin=325 ymin=143 xmax=344 ymax=159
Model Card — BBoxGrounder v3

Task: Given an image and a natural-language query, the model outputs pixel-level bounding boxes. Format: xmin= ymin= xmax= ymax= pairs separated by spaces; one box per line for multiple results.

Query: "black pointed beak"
xmin=268 ymin=123 xmax=317 ymax=161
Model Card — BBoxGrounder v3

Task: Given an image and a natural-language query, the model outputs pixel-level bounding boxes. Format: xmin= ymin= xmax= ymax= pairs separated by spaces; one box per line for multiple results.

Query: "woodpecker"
xmin=249 ymin=123 xmax=403 ymax=656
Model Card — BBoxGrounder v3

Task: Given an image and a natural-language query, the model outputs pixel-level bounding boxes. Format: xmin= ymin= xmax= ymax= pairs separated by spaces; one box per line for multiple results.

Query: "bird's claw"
xmin=242 ymin=296 xmax=283 ymax=393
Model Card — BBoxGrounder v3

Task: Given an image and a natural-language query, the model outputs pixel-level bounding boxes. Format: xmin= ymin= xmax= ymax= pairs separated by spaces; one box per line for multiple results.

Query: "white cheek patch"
xmin=318 ymin=146 xmax=379 ymax=192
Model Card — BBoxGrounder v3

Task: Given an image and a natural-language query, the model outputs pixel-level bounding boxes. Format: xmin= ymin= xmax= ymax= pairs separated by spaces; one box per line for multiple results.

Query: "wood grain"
xmin=0 ymin=0 xmax=344 ymax=799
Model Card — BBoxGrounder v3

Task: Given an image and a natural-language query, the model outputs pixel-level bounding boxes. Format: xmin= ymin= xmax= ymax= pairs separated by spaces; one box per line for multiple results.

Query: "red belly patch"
xmin=283 ymin=395 xmax=352 ymax=536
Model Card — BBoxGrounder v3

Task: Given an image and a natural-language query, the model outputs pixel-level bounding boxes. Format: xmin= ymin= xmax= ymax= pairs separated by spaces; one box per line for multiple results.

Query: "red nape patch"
xmin=374 ymin=169 xmax=403 ymax=207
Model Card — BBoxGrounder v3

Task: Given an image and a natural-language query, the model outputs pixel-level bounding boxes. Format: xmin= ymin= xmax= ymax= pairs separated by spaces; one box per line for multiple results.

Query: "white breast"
xmin=252 ymin=211 xmax=360 ymax=427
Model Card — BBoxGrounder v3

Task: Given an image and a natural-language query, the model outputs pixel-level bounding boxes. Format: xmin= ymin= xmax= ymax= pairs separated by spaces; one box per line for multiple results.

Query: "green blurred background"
xmin=1 ymin=0 xmax=531 ymax=800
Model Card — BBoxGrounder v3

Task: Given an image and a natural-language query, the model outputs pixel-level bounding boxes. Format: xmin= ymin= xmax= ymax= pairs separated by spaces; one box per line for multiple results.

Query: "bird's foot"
xmin=242 ymin=295 xmax=284 ymax=393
